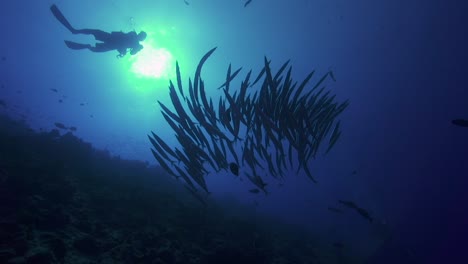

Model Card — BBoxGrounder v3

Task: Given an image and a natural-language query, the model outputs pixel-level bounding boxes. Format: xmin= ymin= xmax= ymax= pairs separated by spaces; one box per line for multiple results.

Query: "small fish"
xmin=69 ymin=126 xmax=77 ymax=131
xmin=244 ymin=0 xmax=252 ymax=8
xmin=328 ymin=70 xmax=336 ymax=82
xmin=90 ymin=114 xmax=94 ymax=118
xmin=1 ymin=56 xmax=5 ymax=61
xmin=452 ymin=119 xmax=468 ymax=127
xmin=0 ymin=100 xmax=6 ymax=107
xmin=338 ymin=199 xmax=356 ymax=208
xmin=351 ymin=170 xmax=357 ymax=175
xmin=356 ymin=207 xmax=373 ymax=223
xmin=54 ymin=122 xmax=67 ymax=130
xmin=80 ymin=103 xmax=85 ymax=106
xmin=50 ymin=88 xmax=58 ymax=93
xmin=58 ymin=99 xmax=63 ymax=103
xmin=183 ymin=0 xmax=189 ymax=5
xmin=338 ymin=199 xmax=373 ymax=223
xmin=249 ymin=188 xmax=260 ymax=194
xmin=229 ymin=162 xmax=239 ymax=176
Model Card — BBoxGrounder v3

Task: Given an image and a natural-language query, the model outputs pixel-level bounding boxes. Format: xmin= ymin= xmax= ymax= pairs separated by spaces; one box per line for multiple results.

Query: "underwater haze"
xmin=1 ymin=0 xmax=468 ymax=263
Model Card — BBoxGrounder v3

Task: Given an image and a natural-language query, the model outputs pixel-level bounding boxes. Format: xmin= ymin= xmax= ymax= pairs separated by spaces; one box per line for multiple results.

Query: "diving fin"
xmin=50 ymin=4 xmax=77 ymax=34
xmin=64 ymin=41 xmax=91 ymax=50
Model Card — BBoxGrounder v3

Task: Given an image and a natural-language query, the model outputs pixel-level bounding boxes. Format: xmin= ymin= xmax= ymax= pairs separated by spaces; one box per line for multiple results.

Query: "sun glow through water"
xmin=130 ymin=45 xmax=174 ymax=79
xmin=121 ymin=25 xmax=191 ymax=93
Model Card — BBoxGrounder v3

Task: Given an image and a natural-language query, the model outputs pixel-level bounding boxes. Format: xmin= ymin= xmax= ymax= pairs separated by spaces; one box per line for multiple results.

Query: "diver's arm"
xmin=116 ymin=48 xmax=127 ymax=58
xmin=130 ymin=44 xmax=143 ymax=55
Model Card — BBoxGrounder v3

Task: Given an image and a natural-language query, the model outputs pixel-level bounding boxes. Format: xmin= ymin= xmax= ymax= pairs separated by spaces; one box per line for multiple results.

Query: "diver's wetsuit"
xmin=50 ymin=4 xmax=146 ymax=58
xmin=66 ymin=29 xmax=144 ymax=56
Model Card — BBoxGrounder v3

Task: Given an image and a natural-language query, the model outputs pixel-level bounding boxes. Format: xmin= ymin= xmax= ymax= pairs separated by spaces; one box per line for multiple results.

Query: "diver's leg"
xmin=64 ymin=41 xmax=113 ymax=54
xmin=64 ymin=40 xmax=92 ymax=50
xmin=74 ymin=29 xmax=111 ymax=41
xmin=50 ymin=4 xmax=77 ymax=33
xmin=88 ymin=43 xmax=114 ymax=53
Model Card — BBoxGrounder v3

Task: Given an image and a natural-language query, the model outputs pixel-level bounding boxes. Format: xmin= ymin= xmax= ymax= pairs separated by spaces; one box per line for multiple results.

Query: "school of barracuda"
xmin=148 ymin=47 xmax=349 ymax=203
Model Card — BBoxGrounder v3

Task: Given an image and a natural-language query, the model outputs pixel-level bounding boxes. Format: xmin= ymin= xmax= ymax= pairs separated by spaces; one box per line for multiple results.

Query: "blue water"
xmin=1 ymin=0 xmax=467 ymax=262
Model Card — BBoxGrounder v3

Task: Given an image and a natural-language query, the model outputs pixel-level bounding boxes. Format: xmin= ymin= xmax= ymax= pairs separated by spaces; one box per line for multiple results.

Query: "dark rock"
xmin=48 ymin=238 xmax=66 ymax=261
xmin=158 ymin=248 xmax=175 ymax=263
xmin=48 ymin=129 xmax=60 ymax=139
xmin=0 ymin=222 xmax=22 ymax=243
xmin=36 ymin=208 xmax=70 ymax=231
xmin=0 ymin=248 xmax=16 ymax=263
xmin=73 ymin=236 xmax=101 ymax=256
xmin=0 ymin=223 xmax=29 ymax=257
xmin=92 ymin=223 xmax=109 ymax=238
xmin=12 ymin=238 xmax=29 ymax=256
xmin=203 ymin=247 xmax=269 ymax=264
xmin=43 ymin=184 xmax=75 ymax=204
xmin=26 ymin=251 xmax=54 ymax=264
xmin=75 ymin=219 xmax=93 ymax=233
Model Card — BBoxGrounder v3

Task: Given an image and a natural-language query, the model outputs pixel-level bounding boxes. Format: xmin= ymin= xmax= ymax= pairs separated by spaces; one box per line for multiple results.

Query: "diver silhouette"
xmin=50 ymin=4 xmax=146 ymax=58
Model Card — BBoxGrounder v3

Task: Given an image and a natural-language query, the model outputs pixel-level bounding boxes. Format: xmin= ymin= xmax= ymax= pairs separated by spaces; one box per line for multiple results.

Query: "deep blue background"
xmin=1 ymin=0 xmax=467 ymax=262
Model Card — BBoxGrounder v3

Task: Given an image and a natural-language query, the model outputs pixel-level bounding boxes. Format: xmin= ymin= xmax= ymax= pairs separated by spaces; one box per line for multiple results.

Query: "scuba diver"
xmin=50 ymin=4 xmax=146 ymax=58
